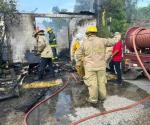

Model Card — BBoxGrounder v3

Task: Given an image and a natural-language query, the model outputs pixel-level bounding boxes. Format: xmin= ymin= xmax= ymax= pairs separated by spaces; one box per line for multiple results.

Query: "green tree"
xmin=74 ymin=0 xmax=91 ymax=12
xmin=0 ymin=0 xmax=18 ymax=33
xmin=101 ymin=0 xmax=130 ymax=36
xmin=0 ymin=0 xmax=18 ymax=64
xmin=126 ymin=0 xmax=138 ymax=22
xmin=52 ymin=6 xmax=60 ymax=14
xmin=0 ymin=0 xmax=17 ymax=13
xmin=136 ymin=5 xmax=150 ymax=20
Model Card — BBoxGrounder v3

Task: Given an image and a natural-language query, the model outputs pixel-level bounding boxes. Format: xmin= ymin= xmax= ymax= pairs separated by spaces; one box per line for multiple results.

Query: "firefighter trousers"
xmin=52 ymin=47 xmax=57 ymax=58
xmin=83 ymin=69 xmax=107 ymax=103
xmin=38 ymin=58 xmax=55 ymax=80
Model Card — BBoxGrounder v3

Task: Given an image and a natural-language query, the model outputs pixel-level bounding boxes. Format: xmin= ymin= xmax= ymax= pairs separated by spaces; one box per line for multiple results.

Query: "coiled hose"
xmin=132 ymin=28 xmax=150 ymax=80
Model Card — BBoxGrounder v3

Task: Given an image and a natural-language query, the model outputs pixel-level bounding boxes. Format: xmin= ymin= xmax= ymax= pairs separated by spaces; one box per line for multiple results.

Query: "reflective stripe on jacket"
xmin=50 ymin=44 xmax=58 ymax=48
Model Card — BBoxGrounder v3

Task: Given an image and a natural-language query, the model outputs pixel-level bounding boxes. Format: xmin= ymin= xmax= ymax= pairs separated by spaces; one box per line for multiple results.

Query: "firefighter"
xmin=47 ymin=27 xmax=58 ymax=60
xmin=71 ymin=33 xmax=83 ymax=64
xmin=71 ymin=33 xmax=85 ymax=77
xmin=75 ymin=26 xmax=119 ymax=104
xmin=34 ymin=30 xmax=54 ymax=80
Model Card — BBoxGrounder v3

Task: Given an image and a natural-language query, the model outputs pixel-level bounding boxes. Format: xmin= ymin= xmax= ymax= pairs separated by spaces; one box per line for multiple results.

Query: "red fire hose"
xmin=23 ymin=73 xmax=73 ymax=125
xmin=23 ymin=72 xmax=150 ymax=125
xmin=69 ymin=96 xmax=150 ymax=125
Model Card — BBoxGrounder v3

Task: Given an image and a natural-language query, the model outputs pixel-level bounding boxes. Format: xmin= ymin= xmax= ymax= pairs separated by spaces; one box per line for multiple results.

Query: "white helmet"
xmin=76 ymin=33 xmax=83 ymax=40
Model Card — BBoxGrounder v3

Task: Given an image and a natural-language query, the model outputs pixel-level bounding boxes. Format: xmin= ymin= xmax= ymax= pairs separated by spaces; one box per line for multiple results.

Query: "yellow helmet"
xmin=86 ymin=26 xmax=98 ymax=33
xmin=47 ymin=27 xmax=53 ymax=32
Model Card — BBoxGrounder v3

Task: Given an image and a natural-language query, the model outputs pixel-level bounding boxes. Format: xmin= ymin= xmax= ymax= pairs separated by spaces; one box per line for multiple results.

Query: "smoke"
xmin=74 ymin=0 xmax=95 ymax=12
xmin=8 ymin=14 xmax=36 ymax=63
xmin=69 ymin=18 xmax=96 ymax=57
xmin=56 ymin=26 xmax=69 ymax=54
xmin=5 ymin=8 xmax=96 ymax=63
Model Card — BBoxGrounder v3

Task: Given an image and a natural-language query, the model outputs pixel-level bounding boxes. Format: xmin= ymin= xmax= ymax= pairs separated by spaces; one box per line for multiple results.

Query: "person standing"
xmin=75 ymin=26 xmax=119 ymax=104
xmin=109 ymin=32 xmax=123 ymax=85
xmin=71 ymin=33 xmax=83 ymax=64
xmin=71 ymin=33 xmax=85 ymax=77
xmin=47 ymin=27 xmax=58 ymax=60
xmin=34 ymin=30 xmax=54 ymax=80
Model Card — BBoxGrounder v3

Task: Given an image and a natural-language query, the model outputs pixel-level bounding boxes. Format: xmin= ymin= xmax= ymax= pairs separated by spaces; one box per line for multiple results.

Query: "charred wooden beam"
xmin=19 ymin=12 xmax=94 ymax=19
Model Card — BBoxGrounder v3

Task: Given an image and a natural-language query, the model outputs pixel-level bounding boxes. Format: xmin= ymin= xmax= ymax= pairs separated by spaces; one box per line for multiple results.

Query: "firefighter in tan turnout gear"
xmin=75 ymin=26 xmax=120 ymax=104
xmin=34 ymin=30 xmax=54 ymax=80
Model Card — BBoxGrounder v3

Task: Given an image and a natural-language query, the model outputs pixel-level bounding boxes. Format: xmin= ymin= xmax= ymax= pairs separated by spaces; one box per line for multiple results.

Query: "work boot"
xmin=99 ymin=97 xmax=106 ymax=103
xmin=91 ymin=103 xmax=99 ymax=108
xmin=86 ymin=98 xmax=98 ymax=104
xmin=85 ymin=100 xmax=99 ymax=108
xmin=99 ymin=99 xmax=105 ymax=103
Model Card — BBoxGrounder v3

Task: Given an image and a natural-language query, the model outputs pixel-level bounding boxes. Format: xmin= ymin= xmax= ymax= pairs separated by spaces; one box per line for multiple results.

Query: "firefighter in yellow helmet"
xmin=75 ymin=26 xmax=120 ymax=104
xmin=47 ymin=27 xmax=58 ymax=60
xmin=71 ymin=33 xmax=82 ymax=64
xmin=71 ymin=33 xmax=85 ymax=77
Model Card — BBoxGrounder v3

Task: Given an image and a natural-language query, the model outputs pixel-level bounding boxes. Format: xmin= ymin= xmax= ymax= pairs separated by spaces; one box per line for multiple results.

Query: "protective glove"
xmin=75 ymin=64 xmax=85 ymax=77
